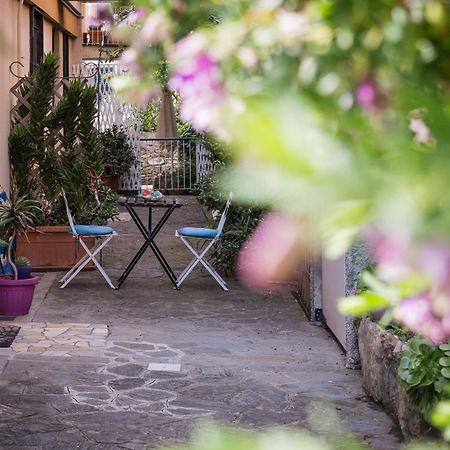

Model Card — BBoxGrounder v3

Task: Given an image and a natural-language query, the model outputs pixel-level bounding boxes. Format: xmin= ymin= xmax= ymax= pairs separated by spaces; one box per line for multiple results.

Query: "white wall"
xmin=322 ymin=255 xmax=347 ymax=348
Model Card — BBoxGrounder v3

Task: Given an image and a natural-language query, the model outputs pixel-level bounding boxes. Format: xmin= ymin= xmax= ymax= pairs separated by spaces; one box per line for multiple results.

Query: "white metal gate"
xmin=140 ymin=137 xmax=214 ymax=191
xmin=73 ymin=63 xmax=214 ymax=193
xmin=73 ymin=62 xmax=141 ymax=192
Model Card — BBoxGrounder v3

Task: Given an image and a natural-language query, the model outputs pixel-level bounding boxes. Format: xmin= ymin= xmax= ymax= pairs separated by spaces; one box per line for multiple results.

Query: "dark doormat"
xmin=0 ymin=326 xmax=21 ymax=347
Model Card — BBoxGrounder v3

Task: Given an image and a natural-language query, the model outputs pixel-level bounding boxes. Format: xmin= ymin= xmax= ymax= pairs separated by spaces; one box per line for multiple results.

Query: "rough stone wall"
xmin=345 ymin=241 xmax=372 ymax=369
xmin=358 ymin=317 xmax=433 ymax=439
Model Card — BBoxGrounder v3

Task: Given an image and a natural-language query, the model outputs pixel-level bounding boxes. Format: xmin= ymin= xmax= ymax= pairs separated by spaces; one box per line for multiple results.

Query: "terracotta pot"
xmin=101 ymin=175 xmax=119 ymax=192
xmin=16 ymin=227 xmax=95 ymax=271
xmin=0 ymin=276 xmax=39 ymax=316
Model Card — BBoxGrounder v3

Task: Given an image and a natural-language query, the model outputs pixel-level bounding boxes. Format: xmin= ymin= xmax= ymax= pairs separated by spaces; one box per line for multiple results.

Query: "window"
xmin=30 ymin=7 xmax=44 ymax=73
xmin=63 ymin=33 xmax=70 ymax=79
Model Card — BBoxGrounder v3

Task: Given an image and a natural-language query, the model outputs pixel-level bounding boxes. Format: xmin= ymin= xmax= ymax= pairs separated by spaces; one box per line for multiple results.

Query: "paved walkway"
xmin=0 ymin=196 xmax=401 ymax=449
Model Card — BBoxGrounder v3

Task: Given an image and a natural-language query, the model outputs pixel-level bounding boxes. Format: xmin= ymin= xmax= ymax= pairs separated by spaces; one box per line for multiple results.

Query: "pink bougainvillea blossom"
xmin=127 ymin=8 xmax=146 ymax=24
xmin=393 ymin=293 xmax=450 ymax=345
xmin=237 ymin=212 xmax=308 ymax=291
xmin=134 ymin=12 xmax=169 ymax=50
xmin=368 ymin=230 xmax=450 ymax=344
xmin=88 ymin=4 xmax=114 ymax=28
xmin=409 ymin=118 xmax=432 ymax=144
xmin=170 ymin=36 xmax=226 ymax=131
xmin=355 ymin=79 xmax=379 ymax=113
xmin=119 ymin=48 xmax=144 ymax=77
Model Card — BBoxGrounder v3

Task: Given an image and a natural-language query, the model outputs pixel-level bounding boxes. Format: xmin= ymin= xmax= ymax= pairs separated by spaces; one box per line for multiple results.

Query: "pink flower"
xmin=409 ymin=118 xmax=431 ymax=144
xmin=394 ymin=293 xmax=448 ymax=345
xmin=364 ymin=229 xmax=412 ymax=282
xmin=169 ymin=37 xmax=225 ymax=131
xmin=236 ymin=212 xmax=308 ymax=291
xmin=127 ymin=8 xmax=146 ymax=24
xmin=119 ymin=48 xmax=144 ymax=77
xmin=367 ymin=230 xmax=450 ymax=343
xmin=134 ymin=12 xmax=169 ymax=50
xmin=356 ymin=79 xmax=379 ymax=113
xmin=87 ymin=4 xmax=114 ymax=28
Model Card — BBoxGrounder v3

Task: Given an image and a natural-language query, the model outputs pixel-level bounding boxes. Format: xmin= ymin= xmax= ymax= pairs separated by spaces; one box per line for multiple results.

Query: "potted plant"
xmin=9 ymin=54 xmax=119 ymax=270
xmin=15 ymin=256 xmax=32 ymax=280
xmin=99 ymin=125 xmax=136 ymax=192
xmin=0 ymin=189 xmax=40 ymax=316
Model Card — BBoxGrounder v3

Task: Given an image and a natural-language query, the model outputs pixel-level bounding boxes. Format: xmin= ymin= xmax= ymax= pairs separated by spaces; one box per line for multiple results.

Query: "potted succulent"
xmin=15 ymin=256 xmax=32 ymax=280
xmin=99 ymin=125 xmax=136 ymax=192
xmin=0 ymin=189 xmax=40 ymax=316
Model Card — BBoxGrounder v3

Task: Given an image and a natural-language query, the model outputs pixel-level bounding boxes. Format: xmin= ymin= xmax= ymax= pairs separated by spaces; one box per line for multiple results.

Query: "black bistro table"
xmin=117 ymin=197 xmax=182 ymax=289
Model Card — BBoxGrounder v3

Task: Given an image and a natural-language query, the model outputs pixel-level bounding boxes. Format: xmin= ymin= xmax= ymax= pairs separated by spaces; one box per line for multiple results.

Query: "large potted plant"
xmin=0 ymin=190 xmax=40 ymax=316
xmin=9 ymin=54 xmax=118 ymax=270
xmin=99 ymin=125 xmax=136 ymax=192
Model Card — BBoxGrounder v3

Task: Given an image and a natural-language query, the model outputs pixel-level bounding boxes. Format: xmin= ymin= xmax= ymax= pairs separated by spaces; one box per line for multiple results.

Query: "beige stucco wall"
xmin=0 ymin=0 xmax=82 ymax=193
xmin=0 ymin=1 xmax=30 ymax=192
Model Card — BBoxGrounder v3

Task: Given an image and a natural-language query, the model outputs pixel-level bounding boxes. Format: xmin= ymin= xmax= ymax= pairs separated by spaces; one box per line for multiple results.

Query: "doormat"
xmin=0 ymin=326 xmax=21 ymax=347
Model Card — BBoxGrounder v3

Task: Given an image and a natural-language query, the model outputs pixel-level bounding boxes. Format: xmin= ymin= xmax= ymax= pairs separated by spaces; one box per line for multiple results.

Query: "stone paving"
xmin=0 ymin=196 xmax=402 ymax=449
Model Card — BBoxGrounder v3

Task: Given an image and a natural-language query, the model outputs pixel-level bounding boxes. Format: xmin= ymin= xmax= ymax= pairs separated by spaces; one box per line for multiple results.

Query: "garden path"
xmin=0 ymin=196 xmax=401 ymax=449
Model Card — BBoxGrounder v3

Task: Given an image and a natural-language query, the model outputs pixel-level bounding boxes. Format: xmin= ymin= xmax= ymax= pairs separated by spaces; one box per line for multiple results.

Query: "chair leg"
xmin=200 ymin=258 xmax=228 ymax=290
xmin=59 ymin=252 xmax=91 ymax=283
xmin=79 ymin=236 xmax=116 ymax=289
xmin=60 ymin=236 xmax=115 ymax=289
xmin=176 ymin=237 xmax=228 ymax=290
xmin=176 ymin=237 xmax=215 ymax=287
xmin=83 ymin=238 xmax=116 ymax=289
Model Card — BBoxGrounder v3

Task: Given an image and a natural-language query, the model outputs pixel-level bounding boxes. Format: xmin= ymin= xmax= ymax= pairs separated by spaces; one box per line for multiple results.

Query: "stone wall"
xmin=358 ymin=317 xmax=434 ymax=439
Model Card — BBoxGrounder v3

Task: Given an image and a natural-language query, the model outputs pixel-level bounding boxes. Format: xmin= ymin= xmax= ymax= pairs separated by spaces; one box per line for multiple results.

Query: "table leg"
xmin=117 ymin=240 xmax=150 ymax=288
xmin=118 ymin=203 xmax=179 ymax=288
xmin=149 ymin=241 xmax=178 ymax=288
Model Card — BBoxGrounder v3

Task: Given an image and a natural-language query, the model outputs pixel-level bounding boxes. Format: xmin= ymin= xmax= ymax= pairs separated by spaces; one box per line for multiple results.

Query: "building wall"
xmin=0 ymin=1 xmax=28 ymax=192
xmin=0 ymin=0 xmax=83 ymax=193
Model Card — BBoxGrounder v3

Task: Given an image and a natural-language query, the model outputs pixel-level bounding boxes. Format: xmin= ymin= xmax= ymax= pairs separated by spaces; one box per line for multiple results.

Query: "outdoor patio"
xmin=0 ymin=196 xmax=400 ymax=449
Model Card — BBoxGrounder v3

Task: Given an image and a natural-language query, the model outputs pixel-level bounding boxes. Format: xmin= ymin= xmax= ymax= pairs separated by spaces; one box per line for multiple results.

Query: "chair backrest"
xmin=215 ymin=193 xmax=232 ymax=237
xmin=61 ymin=190 xmax=78 ymax=236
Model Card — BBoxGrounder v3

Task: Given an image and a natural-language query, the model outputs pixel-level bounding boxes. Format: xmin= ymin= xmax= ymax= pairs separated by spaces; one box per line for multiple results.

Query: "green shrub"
xmin=194 ymin=168 xmax=263 ymax=274
xmin=99 ymin=125 xmax=136 ymax=178
xmin=8 ymin=53 xmax=118 ymax=226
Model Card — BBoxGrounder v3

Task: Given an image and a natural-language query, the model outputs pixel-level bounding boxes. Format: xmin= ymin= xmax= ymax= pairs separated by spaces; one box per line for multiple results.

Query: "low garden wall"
xmin=358 ymin=317 xmax=434 ymax=439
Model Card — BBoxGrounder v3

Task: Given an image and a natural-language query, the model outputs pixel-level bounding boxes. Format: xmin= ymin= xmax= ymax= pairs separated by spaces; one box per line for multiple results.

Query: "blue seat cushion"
xmin=177 ymin=227 xmax=218 ymax=239
xmin=69 ymin=225 xmax=114 ymax=236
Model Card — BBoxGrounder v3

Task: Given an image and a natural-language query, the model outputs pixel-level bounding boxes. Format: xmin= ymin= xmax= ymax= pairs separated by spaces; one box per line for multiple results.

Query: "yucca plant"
xmin=0 ymin=186 xmax=40 ymax=279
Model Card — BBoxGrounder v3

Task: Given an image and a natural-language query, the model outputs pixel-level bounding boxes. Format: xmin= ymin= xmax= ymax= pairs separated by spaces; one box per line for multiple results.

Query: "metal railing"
xmin=83 ymin=29 xmax=121 ymax=46
xmin=140 ymin=138 xmax=214 ymax=192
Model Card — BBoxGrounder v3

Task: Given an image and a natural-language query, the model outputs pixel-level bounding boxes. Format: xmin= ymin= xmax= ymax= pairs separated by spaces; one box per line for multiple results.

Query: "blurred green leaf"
xmin=338 ymin=292 xmax=390 ymax=316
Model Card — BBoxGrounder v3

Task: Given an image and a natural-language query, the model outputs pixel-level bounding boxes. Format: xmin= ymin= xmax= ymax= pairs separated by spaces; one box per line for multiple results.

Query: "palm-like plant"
xmin=0 ymin=187 xmax=40 ymax=279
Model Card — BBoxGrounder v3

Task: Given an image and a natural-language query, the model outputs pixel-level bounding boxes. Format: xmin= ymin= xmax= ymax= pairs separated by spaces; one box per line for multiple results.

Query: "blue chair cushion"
xmin=69 ymin=225 xmax=114 ymax=236
xmin=177 ymin=227 xmax=219 ymax=239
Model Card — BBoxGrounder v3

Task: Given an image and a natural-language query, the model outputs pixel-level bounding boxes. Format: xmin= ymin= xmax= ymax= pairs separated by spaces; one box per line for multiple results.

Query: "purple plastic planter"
xmin=0 ymin=276 xmax=39 ymax=316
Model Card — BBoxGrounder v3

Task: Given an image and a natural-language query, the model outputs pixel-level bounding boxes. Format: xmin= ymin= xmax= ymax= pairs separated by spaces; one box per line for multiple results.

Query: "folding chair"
xmin=60 ymin=191 xmax=117 ymax=289
xmin=175 ymin=194 xmax=232 ymax=291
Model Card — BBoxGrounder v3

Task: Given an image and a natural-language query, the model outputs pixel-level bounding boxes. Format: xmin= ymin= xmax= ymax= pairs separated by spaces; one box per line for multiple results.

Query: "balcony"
xmin=82 ymin=28 xmax=121 ymax=46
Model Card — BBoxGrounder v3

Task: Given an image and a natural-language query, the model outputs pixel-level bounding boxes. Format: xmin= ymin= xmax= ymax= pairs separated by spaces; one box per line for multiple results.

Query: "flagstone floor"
xmin=0 ymin=196 xmax=402 ymax=449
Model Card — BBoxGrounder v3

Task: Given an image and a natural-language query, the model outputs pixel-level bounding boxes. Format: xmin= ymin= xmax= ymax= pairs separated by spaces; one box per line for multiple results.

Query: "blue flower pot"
xmin=17 ymin=266 xmax=32 ymax=280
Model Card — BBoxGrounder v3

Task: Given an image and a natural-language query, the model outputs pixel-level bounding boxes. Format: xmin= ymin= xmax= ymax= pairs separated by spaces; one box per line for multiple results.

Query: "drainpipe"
xmin=17 ymin=0 xmax=25 ymax=76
